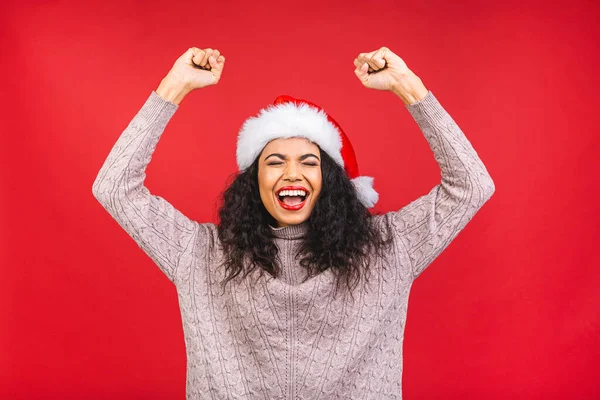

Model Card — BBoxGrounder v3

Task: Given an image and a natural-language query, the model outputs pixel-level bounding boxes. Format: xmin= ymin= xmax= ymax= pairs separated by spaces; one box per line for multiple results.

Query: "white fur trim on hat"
xmin=351 ymin=176 xmax=379 ymax=209
xmin=236 ymin=102 xmax=344 ymax=171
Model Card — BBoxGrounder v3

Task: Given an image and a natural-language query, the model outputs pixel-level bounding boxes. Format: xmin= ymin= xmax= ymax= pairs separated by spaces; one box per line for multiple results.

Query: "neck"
xmin=269 ymin=221 xmax=309 ymax=240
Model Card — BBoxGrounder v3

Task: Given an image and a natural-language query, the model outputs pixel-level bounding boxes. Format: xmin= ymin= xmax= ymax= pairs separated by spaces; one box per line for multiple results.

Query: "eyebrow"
xmin=264 ymin=153 xmax=320 ymax=161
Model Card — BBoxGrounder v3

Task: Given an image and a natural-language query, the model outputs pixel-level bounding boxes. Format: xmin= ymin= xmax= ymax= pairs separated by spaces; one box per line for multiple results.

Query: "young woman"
xmin=92 ymin=46 xmax=495 ymax=399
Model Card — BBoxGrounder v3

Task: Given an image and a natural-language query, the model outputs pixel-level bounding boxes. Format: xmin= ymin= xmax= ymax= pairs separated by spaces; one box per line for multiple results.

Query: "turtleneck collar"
xmin=269 ymin=221 xmax=309 ymax=240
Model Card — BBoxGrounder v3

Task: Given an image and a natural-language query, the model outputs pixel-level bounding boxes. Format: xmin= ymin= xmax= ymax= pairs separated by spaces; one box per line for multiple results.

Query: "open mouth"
xmin=276 ymin=188 xmax=308 ymax=211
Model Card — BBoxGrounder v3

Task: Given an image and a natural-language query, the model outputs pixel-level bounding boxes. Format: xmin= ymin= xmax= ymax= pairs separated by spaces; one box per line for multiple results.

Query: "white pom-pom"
xmin=351 ymin=176 xmax=379 ymax=208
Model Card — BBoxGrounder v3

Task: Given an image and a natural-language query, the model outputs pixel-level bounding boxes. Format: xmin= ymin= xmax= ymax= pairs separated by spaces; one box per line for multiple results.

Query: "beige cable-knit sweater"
xmin=92 ymin=90 xmax=495 ymax=399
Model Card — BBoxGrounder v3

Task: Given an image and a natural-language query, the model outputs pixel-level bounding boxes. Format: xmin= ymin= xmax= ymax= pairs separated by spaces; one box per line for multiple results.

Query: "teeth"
xmin=279 ymin=190 xmax=307 ymax=197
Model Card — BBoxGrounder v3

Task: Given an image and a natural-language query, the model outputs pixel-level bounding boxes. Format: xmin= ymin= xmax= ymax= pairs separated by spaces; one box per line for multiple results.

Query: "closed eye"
xmin=267 ymin=162 xmax=319 ymax=166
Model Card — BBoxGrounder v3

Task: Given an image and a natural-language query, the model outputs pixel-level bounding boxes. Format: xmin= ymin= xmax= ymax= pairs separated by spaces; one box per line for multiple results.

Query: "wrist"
xmin=391 ymin=71 xmax=428 ymax=105
xmin=156 ymin=73 xmax=191 ymax=105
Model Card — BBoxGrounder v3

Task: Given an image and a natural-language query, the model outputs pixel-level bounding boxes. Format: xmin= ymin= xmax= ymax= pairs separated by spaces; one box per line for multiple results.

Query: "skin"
xmin=257 ymin=137 xmax=323 ymax=227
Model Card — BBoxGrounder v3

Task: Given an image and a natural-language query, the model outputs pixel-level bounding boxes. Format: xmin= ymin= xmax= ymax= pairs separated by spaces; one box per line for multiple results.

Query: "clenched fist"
xmin=157 ymin=47 xmax=226 ymax=104
xmin=172 ymin=47 xmax=226 ymax=90
xmin=353 ymin=47 xmax=411 ymax=91
xmin=353 ymin=46 xmax=428 ymax=104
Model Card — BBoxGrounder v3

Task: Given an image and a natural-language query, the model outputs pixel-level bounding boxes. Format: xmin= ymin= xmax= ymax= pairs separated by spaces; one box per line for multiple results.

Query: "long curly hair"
xmin=217 ymin=146 xmax=393 ymax=295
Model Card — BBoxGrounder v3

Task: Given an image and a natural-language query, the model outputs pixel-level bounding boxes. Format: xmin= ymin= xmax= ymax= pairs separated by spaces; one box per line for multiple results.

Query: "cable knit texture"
xmin=92 ymin=90 xmax=495 ymax=399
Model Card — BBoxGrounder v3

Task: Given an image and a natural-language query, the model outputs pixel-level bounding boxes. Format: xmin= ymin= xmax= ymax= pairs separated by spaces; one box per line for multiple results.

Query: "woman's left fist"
xmin=353 ymin=47 xmax=412 ymax=92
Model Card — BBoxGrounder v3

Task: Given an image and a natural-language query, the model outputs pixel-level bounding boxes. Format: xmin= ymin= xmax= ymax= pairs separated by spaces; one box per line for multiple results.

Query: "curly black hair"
xmin=216 ymin=146 xmax=393 ymax=295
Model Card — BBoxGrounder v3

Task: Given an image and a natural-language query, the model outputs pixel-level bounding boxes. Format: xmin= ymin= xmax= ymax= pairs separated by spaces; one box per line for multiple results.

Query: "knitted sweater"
xmin=92 ymin=90 xmax=495 ymax=399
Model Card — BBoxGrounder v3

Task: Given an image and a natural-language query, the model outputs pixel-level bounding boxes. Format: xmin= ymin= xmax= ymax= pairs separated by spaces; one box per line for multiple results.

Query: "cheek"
xmin=258 ymin=170 xmax=278 ymax=194
xmin=309 ymin=169 xmax=323 ymax=191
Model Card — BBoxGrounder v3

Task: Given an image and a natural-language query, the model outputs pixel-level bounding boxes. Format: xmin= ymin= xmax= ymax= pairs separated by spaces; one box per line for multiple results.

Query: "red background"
xmin=1 ymin=0 xmax=599 ymax=398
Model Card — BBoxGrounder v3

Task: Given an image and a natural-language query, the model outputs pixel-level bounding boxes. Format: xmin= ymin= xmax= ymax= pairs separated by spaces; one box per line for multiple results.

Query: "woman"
xmin=92 ymin=46 xmax=495 ymax=399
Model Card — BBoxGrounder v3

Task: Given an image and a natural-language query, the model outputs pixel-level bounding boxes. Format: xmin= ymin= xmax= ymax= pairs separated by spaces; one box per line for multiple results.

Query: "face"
xmin=257 ymin=137 xmax=323 ymax=227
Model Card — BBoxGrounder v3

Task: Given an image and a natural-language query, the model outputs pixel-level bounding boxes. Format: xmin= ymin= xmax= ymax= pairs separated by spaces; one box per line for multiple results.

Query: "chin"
xmin=276 ymin=214 xmax=310 ymax=227
xmin=263 ymin=192 xmax=315 ymax=227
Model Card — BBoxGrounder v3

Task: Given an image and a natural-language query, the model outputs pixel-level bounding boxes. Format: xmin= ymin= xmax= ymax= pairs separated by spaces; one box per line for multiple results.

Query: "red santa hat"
xmin=236 ymin=95 xmax=379 ymax=208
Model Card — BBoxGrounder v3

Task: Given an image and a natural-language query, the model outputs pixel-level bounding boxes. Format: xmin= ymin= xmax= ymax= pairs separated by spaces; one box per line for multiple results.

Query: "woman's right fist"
xmin=167 ymin=47 xmax=226 ymax=91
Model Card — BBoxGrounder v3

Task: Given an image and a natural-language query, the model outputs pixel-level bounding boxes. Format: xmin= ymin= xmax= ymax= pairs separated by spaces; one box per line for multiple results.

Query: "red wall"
xmin=2 ymin=0 xmax=599 ymax=398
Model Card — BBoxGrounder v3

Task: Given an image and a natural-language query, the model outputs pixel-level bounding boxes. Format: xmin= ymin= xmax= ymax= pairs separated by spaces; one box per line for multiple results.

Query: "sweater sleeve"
xmin=386 ymin=91 xmax=495 ymax=281
xmin=92 ymin=91 xmax=207 ymax=284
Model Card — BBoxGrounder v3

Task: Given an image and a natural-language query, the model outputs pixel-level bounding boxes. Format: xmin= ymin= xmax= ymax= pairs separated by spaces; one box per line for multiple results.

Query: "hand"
xmin=353 ymin=46 xmax=413 ymax=91
xmin=167 ymin=47 xmax=226 ymax=91
xmin=353 ymin=46 xmax=428 ymax=105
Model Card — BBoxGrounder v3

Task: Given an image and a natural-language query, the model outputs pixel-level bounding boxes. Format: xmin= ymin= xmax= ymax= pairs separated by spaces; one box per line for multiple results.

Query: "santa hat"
xmin=236 ymin=95 xmax=379 ymax=208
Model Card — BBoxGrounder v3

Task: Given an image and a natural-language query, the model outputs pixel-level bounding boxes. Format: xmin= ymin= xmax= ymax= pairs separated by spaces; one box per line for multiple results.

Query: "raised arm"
xmin=354 ymin=47 xmax=495 ymax=281
xmin=92 ymin=47 xmax=226 ymax=284
xmin=393 ymin=90 xmax=494 ymax=280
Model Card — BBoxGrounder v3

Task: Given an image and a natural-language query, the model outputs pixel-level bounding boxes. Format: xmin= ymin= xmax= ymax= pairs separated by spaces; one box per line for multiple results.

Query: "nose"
xmin=283 ymin=162 xmax=300 ymax=182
